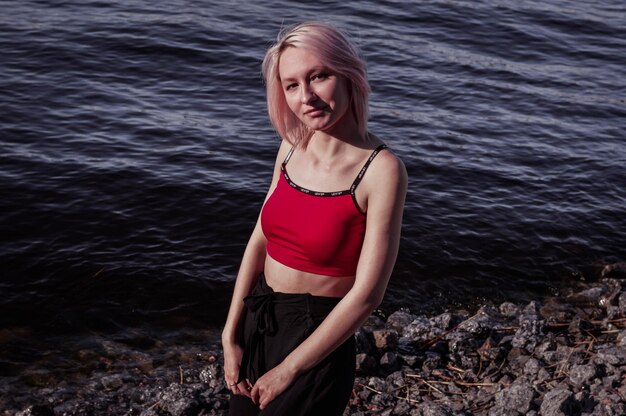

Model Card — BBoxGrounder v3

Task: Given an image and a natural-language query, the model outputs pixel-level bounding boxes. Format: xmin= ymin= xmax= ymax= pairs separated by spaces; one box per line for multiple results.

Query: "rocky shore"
xmin=5 ymin=267 xmax=626 ymax=415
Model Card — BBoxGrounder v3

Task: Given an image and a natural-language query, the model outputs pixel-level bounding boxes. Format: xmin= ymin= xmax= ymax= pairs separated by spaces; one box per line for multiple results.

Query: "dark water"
xmin=1 ymin=0 xmax=625 ymax=398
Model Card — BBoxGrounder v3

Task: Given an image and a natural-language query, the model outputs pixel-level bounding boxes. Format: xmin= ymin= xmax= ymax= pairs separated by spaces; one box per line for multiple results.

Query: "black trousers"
xmin=229 ymin=274 xmax=355 ymax=416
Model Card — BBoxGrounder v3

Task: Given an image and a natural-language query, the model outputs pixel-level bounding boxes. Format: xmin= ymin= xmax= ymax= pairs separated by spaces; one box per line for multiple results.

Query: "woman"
xmin=222 ymin=21 xmax=407 ymax=415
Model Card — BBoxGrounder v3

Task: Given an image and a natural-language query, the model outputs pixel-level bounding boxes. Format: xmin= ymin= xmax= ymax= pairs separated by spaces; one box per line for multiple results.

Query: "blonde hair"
xmin=262 ymin=21 xmax=369 ymax=146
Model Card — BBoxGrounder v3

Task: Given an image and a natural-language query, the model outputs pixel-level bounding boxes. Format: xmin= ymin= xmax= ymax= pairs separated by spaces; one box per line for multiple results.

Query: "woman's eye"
xmin=285 ymin=83 xmax=297 ymax=91
xmin=312 ymin=73 xmax=329 ymax=81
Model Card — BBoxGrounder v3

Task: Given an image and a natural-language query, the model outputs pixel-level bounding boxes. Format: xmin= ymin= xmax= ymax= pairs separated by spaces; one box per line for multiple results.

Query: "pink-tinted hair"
xmin=262 ymin=21 xmax=370 ymax=146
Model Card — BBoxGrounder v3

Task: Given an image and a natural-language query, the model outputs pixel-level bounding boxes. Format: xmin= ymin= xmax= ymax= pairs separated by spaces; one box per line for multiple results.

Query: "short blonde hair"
xmin=262 ymin=22 xmax=369 ymax=146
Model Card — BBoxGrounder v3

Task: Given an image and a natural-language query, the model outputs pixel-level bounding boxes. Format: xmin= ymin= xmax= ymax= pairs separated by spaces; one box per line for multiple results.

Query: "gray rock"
xmin=355 ymin=328 xmax=375 ymax=355
xmin=157 ymin=383 xmax=200 ymax=416
xmin=422 ymin=352 xmax=442 ymax=372
xmin=524 ymin=301 xmax=541 ymax=315
xmin=367 ymin=376 xmax=386 ymax=391
xmin=619 ymin=291 xmax=626 ymax=314
xmin=590 ymin=398 xmax=626 ymax=416
xmin=535 ymin=336 xmax=557 ymax=356
xmin=101 ymin=374 xmax=124 ymax=390
xmin=355 ymin=353 xmax=378 ymax=375
xmin=569 ymin=364 xmax=598 ymax=387
xmin=400 ymin=353 xmax=420 ymax=368
xmin=535 ymin=367 xmax=552 ymax=385
xmin=420 ymin=402 xmax=452 ymax=416
xmin=512 ymin=311 xmax=545 ymax=352
xmin=404 ymin=316 xmax=435 ymax=342
xmin=431 ymin=312 xmax=453 ymax=330
xmin=363 ymin=314 xmax=386 ymax=330
xmin=523 ymin=357 xmax=541 ymax=377
xmin=540 ymin=388 xmax=580 ymax=416
xmin=199 ymin=363 xmax=221 ymax=383
xmin=386 ymin=310 xmax=417 ymax=331
xmin=570 ymin=287 xmax=609 ymax=306
xmin=499 ymin=302 xmax=520 ymax=317
xmin=491 ymin=381 xmax=535 ymax=415
xmin=385 ymin=370 xmax=405 ymax=386
xmin=595 ymin=345 xmax=626 ymax=365
xmin=462 ymin=306 xmax=501 ymax=335
xmin=15 ymin=406 xmax=55 ymax=416
xmin=393 ymin=400 xmax=412 ymax=415
xmin=380 ymin=351 xmax=400 ymax=373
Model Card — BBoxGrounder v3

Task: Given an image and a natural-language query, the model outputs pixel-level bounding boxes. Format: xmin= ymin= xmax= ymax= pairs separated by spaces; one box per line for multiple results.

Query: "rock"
xmin=619 ymin=292 xmax=626 ymax=315
xmin=601 ymin=262 xmax=626 ymax=278
xmin=380 ymin=351 xmax=400 ymax=373
xmin=385 ymin=370 xmax=405 ymax=387
xmin=540 ymin=388 xmax=580 ymax=416
xmin=386 ymin=310 xmax=417 ymax=331
xmin=594 ymin=345 xmax=626 ymax=366
xmin=523 ymin=357 xmax=541 ymax=377
xmin=462 ymin=306 xmax=501 ymax=335
xmin=618 ymin=383 xmax=626 ymax=402
xmin=491 ymin=381 xmax=535 ymax=415
xmin=157 ymin=383 xmax=200 ymax=416
xmin=420 ymin=402 xmax=452 ymax=416
xmin=524 ymin=301 xmax=541 ymax=315
xmin=540 ymin=299 xmax=576 ymax=322
xmin=404 ymin=316 xmax=435 ymax=343
xmin=476 ymin=334 xmax=500 ymax=362
xmin=101 ymin=374 xmax=124 ymax=390
xmin=372 ymin=329 xmax=398 ymax=351
xmin=422 ymin=352 xmax=442 ymax=373
xmin=356 ymin=353 xmax=378 ymax=375
xmin=199 ymin=363 xmax=221 ymax=383
xmin=15 ymin=405 xmax=56 ymax=416
xmin=355 ymin=328 xmax=375 ymax=355
xmin=393 ymin=399 xmax=412 ymax=415
xmin=570 ymin=287 xmax=609 ymax=306
xmin=399 ymin=353 xmax=420 ymax=368
xmin=535 ymin=336 xmax=557 ymax=356
xmin=431 ymin=312 xmax=454 ymax=330
xmin=362 ymin=314 xmax=386 ymax=330
xmin=499 ymin=302 xmax=520 ymax=317
xmin=569 ymin=364 xmax=598 ymax=387
xmin=512 ymin=311 xmax=545 ymax=352
xmin=591 ymin=397 xmax=626 ymax=416
xmin=616 ymin=329 xmax=626 ymax=346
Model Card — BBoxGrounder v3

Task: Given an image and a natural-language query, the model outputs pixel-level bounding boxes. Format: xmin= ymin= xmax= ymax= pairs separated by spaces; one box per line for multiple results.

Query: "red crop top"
xmin=261 ymin=144 xmax=387 ymax=277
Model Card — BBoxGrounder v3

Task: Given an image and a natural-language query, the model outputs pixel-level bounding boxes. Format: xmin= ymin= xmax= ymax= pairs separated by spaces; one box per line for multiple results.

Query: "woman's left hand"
xmin=250 ymin=361 xmax=297 ymax=409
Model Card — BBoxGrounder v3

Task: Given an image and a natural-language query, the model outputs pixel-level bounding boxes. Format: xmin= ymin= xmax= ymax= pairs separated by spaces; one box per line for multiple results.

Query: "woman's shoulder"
xmin=272 ymin=139 xmax=294 ymax=164
xmin=365 ymin=139 xmax=408 ymax=193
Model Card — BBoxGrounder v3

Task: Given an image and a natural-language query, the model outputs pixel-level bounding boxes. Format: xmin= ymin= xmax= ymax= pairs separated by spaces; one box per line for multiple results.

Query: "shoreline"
xmin=4 ymin=272 xmax=626 ymax=416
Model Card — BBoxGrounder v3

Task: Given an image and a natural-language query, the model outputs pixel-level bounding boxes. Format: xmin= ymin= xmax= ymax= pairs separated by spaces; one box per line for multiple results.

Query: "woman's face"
xmin=278 ymin=46 xmax=351 ymax=135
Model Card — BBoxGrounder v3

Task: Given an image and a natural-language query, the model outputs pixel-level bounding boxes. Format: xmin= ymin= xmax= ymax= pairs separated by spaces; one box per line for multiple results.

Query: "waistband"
xmin=238 ymin=273 xmax=341 ymax=383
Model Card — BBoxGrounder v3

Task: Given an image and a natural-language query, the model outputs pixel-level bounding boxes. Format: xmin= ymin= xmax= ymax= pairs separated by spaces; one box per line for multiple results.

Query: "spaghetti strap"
xmin=349 ymin=144 xmax=388 ymax=193
xmin=282 ymin=146 xmax=295 ymax=166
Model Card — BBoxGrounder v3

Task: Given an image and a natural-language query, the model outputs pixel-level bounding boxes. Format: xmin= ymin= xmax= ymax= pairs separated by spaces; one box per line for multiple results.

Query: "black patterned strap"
xmin=283 ymin=146 xmax=296 ymax=166
xmin=349 ymin=144 xmax=388 ymax=193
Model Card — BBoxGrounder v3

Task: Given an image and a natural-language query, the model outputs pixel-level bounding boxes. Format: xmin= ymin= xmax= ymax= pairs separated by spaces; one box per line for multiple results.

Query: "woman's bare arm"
xmin=221 ymin=140 xmax=291 ymax=394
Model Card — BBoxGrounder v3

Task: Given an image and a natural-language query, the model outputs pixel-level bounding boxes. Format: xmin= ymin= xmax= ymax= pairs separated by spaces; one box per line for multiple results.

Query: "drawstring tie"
xmin=238 ymin=291 xmax=277 ymax=383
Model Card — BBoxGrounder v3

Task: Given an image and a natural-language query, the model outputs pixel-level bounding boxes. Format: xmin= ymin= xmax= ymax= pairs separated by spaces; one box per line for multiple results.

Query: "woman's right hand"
xmin=222 ymin=340 xmax=253 ymax=397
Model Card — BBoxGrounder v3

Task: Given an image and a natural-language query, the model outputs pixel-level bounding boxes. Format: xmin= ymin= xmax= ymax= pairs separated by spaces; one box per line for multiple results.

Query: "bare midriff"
xmin=264 ymin=255 xmax=356 ymax=298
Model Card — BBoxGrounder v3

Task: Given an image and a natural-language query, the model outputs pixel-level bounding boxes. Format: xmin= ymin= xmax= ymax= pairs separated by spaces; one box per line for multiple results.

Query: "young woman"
xmin=222 ymin=21 xmax=407 ymax=415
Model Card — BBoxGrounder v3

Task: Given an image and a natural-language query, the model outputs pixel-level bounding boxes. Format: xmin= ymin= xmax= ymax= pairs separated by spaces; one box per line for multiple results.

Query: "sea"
xmin=1 ymin=0 xmax=624 ymax=401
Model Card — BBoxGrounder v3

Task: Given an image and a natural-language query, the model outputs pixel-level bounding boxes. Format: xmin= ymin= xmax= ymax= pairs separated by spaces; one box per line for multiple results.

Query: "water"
xmin=1 ymin=0 xmax=625 ymax=401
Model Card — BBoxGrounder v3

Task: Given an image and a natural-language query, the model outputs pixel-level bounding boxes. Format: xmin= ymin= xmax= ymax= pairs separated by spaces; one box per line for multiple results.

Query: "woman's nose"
xmin=300 ymin=86 xmax=317 ymax=104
